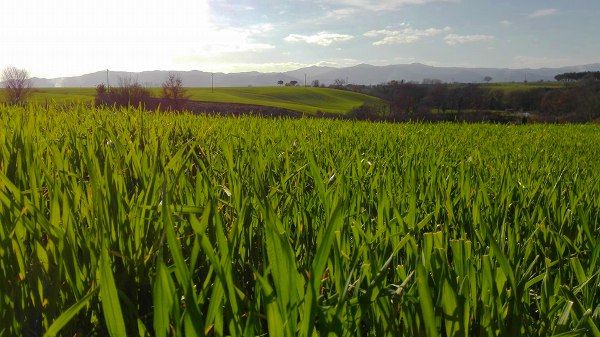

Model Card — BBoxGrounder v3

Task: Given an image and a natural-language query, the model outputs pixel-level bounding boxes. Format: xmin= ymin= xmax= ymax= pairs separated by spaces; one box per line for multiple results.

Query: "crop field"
xmin=25 ymin=86 xmax=383 ymax=115
xmin=482 ymin=82 xmax=564 ymax=93
xmin=1 ymin=104 xmax=599 ymax=336
xmin=185 ymin=87 xmax=383 ymax=115
xmin=28 ymin=88 xmax=96 ymax=105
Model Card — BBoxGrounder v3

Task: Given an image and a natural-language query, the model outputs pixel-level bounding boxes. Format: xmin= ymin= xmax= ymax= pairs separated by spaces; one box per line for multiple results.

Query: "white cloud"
xmin=201 ymin=62 xmax=311 ymax=74
xmin=197 ymin=24 xmax=275 ymax=55
xmin=182 ymin=59 xmax=363 ymax=74
xmin=529 ymin=8 xmax=559 ymax=18
xmin=316 ymin=58 xmax=361 ymax=67
xmin=323 ymin=8 xmax=359 ymax=20
xmin=365 ymin=25 xmax=450 ymax=45
xmin=444 ymin=34 xmax=494 ymax=45
xmin=284 ymin=32 xmax=354 ymax=46
xmin=247 ymin=23 xmax=275 ymax=34
xmin=296 ymin=7 xmax=359 ymax=27
xmin=500 ymin=20 xmax=512 ymax=25
xmin=325 ymin=0 xmax=458 ymax=11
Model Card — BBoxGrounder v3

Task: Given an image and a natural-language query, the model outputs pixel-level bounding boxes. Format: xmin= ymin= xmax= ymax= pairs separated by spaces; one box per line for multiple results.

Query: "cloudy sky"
xmin=2 ymin=0 xmax=599 ymax=78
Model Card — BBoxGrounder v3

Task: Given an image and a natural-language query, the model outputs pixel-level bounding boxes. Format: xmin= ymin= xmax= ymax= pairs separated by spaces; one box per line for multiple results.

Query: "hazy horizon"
xmin=27 ymin=61 xmax=600 ymax=81
xmin=3 ymin=1 xmax=599 ymax=78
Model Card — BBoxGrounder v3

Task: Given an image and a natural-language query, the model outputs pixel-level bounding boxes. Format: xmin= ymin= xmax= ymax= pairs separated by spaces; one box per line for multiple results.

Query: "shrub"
xmin=95 ymin=76 xmax=152 ymax=108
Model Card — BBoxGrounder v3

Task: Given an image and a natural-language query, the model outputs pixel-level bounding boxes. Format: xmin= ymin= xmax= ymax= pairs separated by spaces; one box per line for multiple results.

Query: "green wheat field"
xmin=1 ymin=104 xmax=599 ymax=336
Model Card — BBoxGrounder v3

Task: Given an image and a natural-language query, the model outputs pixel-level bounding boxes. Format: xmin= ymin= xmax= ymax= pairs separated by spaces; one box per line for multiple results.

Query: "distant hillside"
xmin=33 ymin=70 xmax=299 ymax=88
xmin=30 ymin=63 xmax=600 ymax=88
xmin=30 ymin=86 xmax=383 ymax=115
xmin=313 ymin=63 xmax=600 ymax=84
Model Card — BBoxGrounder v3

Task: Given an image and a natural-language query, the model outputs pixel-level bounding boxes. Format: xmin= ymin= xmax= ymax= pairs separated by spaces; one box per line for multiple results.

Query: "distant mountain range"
xmin=31 ymin=63 xmax=600 ymax=88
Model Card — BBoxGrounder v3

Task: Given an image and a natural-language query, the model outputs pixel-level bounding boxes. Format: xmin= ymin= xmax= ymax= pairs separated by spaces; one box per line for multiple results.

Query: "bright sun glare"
xmin=4 ymin=0 xmax=212 ymax=77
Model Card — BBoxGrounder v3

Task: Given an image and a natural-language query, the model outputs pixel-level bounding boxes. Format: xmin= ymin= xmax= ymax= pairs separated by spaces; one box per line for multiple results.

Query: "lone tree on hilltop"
xmin=161 ymin=73 xmax=189 ymax=110
xmin=332 ymin=78 xmax=347 ymax=88
xmin=2 ymin=66 xmax=32 ymax=105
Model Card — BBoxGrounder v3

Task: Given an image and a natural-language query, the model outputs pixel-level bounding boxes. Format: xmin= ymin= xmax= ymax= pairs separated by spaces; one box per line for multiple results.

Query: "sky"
xmin=2 ymin=0 xmax=599 ymax=78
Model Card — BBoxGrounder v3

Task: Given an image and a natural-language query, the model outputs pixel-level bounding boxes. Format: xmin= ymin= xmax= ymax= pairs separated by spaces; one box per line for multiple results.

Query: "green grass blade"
xmin=153 ymin=261 xmax=175 ymax=337
xmin=99 ymin=244 xmax=127 ymax=337
xmin=43 ymin=287 xmax=99 ymax=337
xmin=417 ymin=263 xmax=439 ymax=337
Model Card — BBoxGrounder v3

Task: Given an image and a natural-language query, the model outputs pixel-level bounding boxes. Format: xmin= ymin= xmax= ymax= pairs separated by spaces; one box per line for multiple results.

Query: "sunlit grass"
xmin=184 ymin=86 xmax=383 ymax=114
xmin=20 ymin=86 xmax=383 ymax=114
xmin=0 ymin=104 xmax=599 ymax=336
xmin=483 ymin=81 xmax=563 ymax=93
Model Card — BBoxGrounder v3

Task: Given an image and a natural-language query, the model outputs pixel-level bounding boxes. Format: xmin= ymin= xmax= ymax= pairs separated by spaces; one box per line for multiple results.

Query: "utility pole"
xmin=106 ymin=69 xmax=110 ymax=92
xmin=211 ymin=73 xmax=214 ymax=93
xmin=304 ymin=73 xmax=307 ymax=87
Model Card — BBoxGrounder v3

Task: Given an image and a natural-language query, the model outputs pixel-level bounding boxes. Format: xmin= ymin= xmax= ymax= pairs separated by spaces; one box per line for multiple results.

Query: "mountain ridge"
xmin=30 ymin=63 xmax=600 ymax=88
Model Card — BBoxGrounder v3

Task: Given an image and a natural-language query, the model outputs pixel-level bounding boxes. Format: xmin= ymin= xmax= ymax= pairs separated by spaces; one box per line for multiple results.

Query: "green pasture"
xmin=184 ymin=86 xmax=383 ymax=114
xmin=29 ymin=88 xmax=96 ymax=104
xmin=21 ymin=86 xmax=383 ymax=114
xmin=1 ymin=103 xmax=599 ymax=336
xmin=482 ymin=81 xmax=563 ymax=93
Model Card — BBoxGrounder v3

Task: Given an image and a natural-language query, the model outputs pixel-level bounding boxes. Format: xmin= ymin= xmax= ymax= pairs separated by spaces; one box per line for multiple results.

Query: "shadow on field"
xmin=145 ymin=98 xmax=598 ymax=124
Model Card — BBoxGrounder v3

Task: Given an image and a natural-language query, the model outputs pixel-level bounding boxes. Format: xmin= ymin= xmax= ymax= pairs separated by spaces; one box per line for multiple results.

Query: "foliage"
xmin=0 ymin=104 xmax=599 ymax=336
xmin=32 ymin=86 xmax=382 ymax=115
xmin=96 ymin=83 xmax=107 ymax=95
xmin=555 ymin=71 xmax=600 ymax=82
xmin=1 ymin=66 xmax=32 ymax=105
xmin=350 ymin=80 xmax=600 ymax=120
xmin=161 ymin=73 xmax=190 ymax=110
xmin=40 ymin=80 xmax=600 ymax=120
xmin=331 ymin=78 xmax=347 ymax=88
xmin=94 ymin=76 xmax=152 ymax=108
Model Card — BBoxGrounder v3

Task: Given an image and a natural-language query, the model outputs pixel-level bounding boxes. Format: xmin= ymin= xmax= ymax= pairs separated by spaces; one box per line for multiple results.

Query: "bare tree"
xmin=161 ymin=73 xmax=189 ymax=110
xmin=94 ymin=83 xmax=109 ymax=106
xmin=95 ymin=76 xmax=152 ymax=107
xmin=116 ymin=76 xmax=152 ymax=107
xmin=332 ymin=78 xmax=347 ymax=88
xmin=2 ymin=66 xmax=32 ymax=105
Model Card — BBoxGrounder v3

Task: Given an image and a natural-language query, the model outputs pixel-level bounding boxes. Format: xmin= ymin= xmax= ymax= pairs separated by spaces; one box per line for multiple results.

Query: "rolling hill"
xmin=29 ymin=86 xmax=383 ymax=115
xmin=30 ymin=63 xmax=600 ymax=88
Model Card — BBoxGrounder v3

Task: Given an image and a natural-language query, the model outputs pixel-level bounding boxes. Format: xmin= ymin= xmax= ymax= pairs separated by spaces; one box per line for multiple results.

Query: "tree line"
xmin=94 ymin=73 xmax=189 ymax=110
xmin=3 ymin=66 xmax=599 ymax=121
xmin=342 ymin=77 xmax=600 ymax=121
xmin=0 ymin=66 xmax=189 ymax=110
xmin=554 ymin=71 xmax=600 ymax=82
